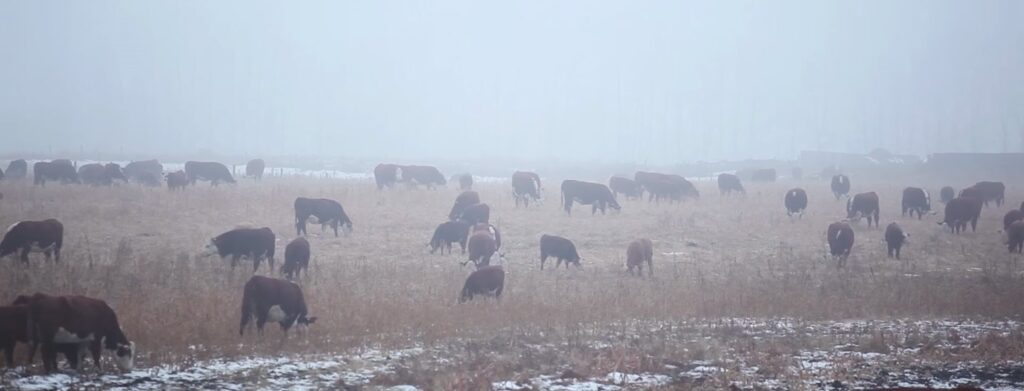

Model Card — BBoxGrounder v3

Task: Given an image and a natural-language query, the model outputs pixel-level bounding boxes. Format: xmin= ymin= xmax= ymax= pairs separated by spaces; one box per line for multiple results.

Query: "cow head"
xmin=200 ymin=239 xmax=220 ymax=257
xmin=114 ymin=341 xmax=135 ymax=371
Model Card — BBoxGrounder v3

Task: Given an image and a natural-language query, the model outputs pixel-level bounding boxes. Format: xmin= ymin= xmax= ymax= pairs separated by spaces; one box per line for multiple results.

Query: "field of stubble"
xmin=1 ymin=176 xmax=1023 ymax=390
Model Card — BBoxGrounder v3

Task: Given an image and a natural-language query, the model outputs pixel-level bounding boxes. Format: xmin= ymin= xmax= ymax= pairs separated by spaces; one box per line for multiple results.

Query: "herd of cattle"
xmin=0 ymin=157 xmax=1019 ymax=374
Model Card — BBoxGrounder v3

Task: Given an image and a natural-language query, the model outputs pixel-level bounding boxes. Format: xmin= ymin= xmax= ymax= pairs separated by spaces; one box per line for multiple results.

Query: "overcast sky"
xmin=1 ymin=1 xmax=1021 ymax=163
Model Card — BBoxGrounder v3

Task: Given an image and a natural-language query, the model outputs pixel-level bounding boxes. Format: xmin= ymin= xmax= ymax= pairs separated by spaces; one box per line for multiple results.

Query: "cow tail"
xmin=239 ymin=288 xmax=252 ymax=336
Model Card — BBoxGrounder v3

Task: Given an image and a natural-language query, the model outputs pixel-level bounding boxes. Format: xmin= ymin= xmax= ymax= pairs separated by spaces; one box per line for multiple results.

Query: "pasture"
xmin=1 ymin=176 xmax=1023 ymax=389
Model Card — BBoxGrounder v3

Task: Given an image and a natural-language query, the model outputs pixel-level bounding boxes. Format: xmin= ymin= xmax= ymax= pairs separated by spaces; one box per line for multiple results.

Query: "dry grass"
xmin=0 ymin=176 xmax=1022 ymax=370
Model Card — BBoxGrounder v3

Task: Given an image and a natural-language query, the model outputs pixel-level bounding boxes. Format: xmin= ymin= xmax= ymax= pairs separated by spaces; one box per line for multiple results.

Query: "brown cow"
xmin=166 ymin=170 xmax=188 ymax=191
xmin=939 ymin=197 xmax=982 ymax=234
xmin=609 ymin=176 xmax=643 ymax=200
xmin=204 ymin=227 xmax=276 ymax=272
xmin=21 ymin=293 xmax=135 ymax=373
xmin=464 ymin=230 xmax=497 ymax=268
xmin=448 ymin=191 xmax=481 ymax=221
xmin=1003 ymin=209 xmax=1024 ymax=231
xmin=239 ymin=276 xmax=316 ymax=336
xmin=459 ymin=203 xmax=490 ymax=225
xmin=0 ymin=304 xmax=28 ymax=367
xmin=459 ymin=265 xmax=505 ymax=303
xmin=561 ymin=180 xmax=621 ymax=215
xmin=626 ymin=238 xmax=653 ymax=277
xmin=430 ymin=220 xmax=470 ymax=254
xmin=281 ymin=237 xmax=310 ymax=280
xmin=827 ymin=222 xmax=854 ymax=267
xmin=884 ymin=223 xmax=908 ymax=260
xmin=1 ymin=219 xmax=63 ymax=263
xmin=540 ymin=234 xmax=581 ymax=269
xmin=847 ymin=192 xmax=880 ymax=228
xmin=961 ymin=181 xmax=1005 ymax=208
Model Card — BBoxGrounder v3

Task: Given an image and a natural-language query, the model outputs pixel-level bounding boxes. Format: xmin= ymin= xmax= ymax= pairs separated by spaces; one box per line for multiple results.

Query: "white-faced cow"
xmin=885 ymin=222 xmax=908 ymax=260
xmin=901 ymin=187 xmax=931 ymax=219
xmin=459 ymin=265 xmax=505 ymax=303
xmin=20 ymin=293 xmax=135 ymax=373
xmin=205 ymin=227 xmax=276 ymax=272
xmin=540 ymin=234 xmax=581 ymax=269
xmin=625 ymin=238 xmax=653 ymax=277
xmin=785 ymin=188 xmax=808 ymax=218
xmin=717 ymin=173 xmax=745 ymax=196
xmin=512 ymin=171 xmax=542 ymax=207
xmin=847 ymin=192 xmax=880 ymax=228
xmin=1 ymin=219 xmax=63 ymax=263
xmin=184 ymin=161 xmax=236 ymax=186
xmin=831 ymin=175 xmax=850 ymax=200
xmin=239 ymin=276 xmax=317 ymax=337
xmin=561 ymin=180 xmax=621 ymax=216
xmin=827 ymin=222 xmax=854 ymax=267
xmin=245 ymin=159 xmax=265 ymax=180
xmin=281 ymin=237 xmax=310 ymax=280
xmin=294 ymin=197 xmax=353 ymax=237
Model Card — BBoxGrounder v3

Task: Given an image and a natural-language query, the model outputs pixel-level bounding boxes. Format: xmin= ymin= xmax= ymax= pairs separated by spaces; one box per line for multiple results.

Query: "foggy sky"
xmin=1 ymin=1 xmax=1021 ymax=164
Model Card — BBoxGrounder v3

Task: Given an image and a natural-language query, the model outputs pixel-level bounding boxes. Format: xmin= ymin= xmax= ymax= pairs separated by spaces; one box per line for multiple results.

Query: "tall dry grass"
xmin=0 ymin=176 xmax=1021 ymax=366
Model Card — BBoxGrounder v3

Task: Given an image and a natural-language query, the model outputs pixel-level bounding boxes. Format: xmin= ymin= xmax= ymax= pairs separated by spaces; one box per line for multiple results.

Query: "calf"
xmin=609 ymin=176 xmax=643 ymax=200
xmin=625 ymin=238 xmax=653 ymax=277
xmin=239 ymin=276 xmax=317 ymax=336
xmin=901 ymin=187 xmax=931 ymax=219
xmin=827 ymin=222 xmax=854 ymax=267
xmin=1008 ymin=221 xmax=1024 ymax=254
xmin=831 ymin=175 xmax=850 ymax=200
xmin=847 ymin=192 xmax=880 ymax=228
xmin=459 ymin=265 xmax=505 ymax=303
xmin=939 ymin=197 xmax=982 ymax=234
xmin=448 ymin=191 xmax=481 ymax=220
xmin=785 ymin=188 xmax=808 ymax=217
xmin=885 ymin=223 xmax=908 ymax=260
xmin=21 ymin=293 xmax=135 ymax=373
xmin=430 ymin=220 xmax=470 ymax=254
xmin=717 ymin=174 xmax=745 ymax=195
xmin=206 ymin=227 xmax=276 ymax=272
xmin=458 ymin=203 xmax=490 ymax=225
xmin=281 ymin=237 xmax=310 ymax=280
xmin=561 ymin=180 xmax=621 ymax=215
xmin=294 ymin=197 xmax=353 ymax=237
xmin=166 ymin=170 xmax=188 ymax=190
xmin=939 ymin=186 xmax=955 ymax=203
xmin=1 ymin=219 xmax=63 ymax=263
xmin=540 ymin=234 xmax=581 ymax=269
xmin=1003 ymin=209 xmax=1024 ymax=231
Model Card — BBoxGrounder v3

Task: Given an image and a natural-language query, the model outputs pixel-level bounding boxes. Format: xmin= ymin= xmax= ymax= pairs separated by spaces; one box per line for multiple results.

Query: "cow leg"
xmin=540 ymin=254 xmax=547 ymax=270
xmin=2 ymin=345 xmax=12 ymax=368
xmin=331 ymin=220 xmax=339 ymax=237
xmin=296 ymin=217 xmax=306 ymax=236
xmin=895 ymin=247 xmax=901 ymax=260
xmin=20 ymin=246 xmax=30 ymax=264
xmin=41 ymin=343 xmax=57 ymax=373
xmin=231 ymin=255 xmax=240 ymax=270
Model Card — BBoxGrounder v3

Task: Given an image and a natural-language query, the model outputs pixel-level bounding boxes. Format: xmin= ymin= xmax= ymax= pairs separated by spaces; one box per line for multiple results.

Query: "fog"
xmin=1 ymin=1 xmax=1021 ymax=164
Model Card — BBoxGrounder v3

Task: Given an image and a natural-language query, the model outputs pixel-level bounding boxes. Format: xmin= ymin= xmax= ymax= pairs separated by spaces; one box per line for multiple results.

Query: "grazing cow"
xmin=609 ymin=176 xmax=643 ymax=200
xmin=1003 ymin=209 xmax=1024 ymax=231
xmin=465 ymin=230 xmax=498 ymax=268
xmin=1008 ymin=221 xmax=1024 ymax=254
xmin=430 ymin=220 xmax=470 ymax=254
xmin=455 ymin=174 xmax=473 ymax=190
xmin=21 ymin=293 xmax=135 ymax=373
xmin=901 ymin=187 xmax=931 ymax=219
xmin=717 ymin=173 xmax=745 ymax=195
xmin=540 ymin=234 xmax=581 ymax=269
xmin=885 ymin=223 xmax=908 ymax=259
xmin=938 ymin=197 xmax=982 ymax=234
xmin=785 ymin=188 xmax=808 ymax=217
xmin=961 ymin=181 xmax=1005 ymax=208
xmin=847 ymin=192 xmax=880 ymax=228
xmin=184 ymin=161 xmax=236 ymax=186
xmin=512 ymin=171 xmax=542 ymax=207
xmin=246 ymin=159 xmax=266 ymax=180
xmin=239 ymin=276 xmax=316 ymax=336
xmin=469 ymin=222 xmax=502 ymax=250
xmin=294 ymin=197 xmax=353 ymax=237
xmin=831 ymin=175 xmax=850 ymax=200
xmin=206 ymin=227 xmax=276 ymax=272
xmin=625 ymin=238 xmax=653 ymax=277
xmin=448 ymin=191 xmax=481 ymax=221
xmin=78 ymin=163 xmax=127 ymax=186
xmin=750 ymin=168 xmax=777 ymax=182
xmin=459 ymin=265 xmax=505 ymax=303
xmin=281 ymin=237 xmax=310 ymax=280
xmin=5 ymin=160 xmax=27 ymax=179
xmin=123 ymin=159 xmax=163 ymax=186
xmin=33 ymin=160 xmax=79 ymax=186
xmin=561 ymin=180 xmax=621 ymax=215
xmin=165 ymin=170 xmax=188 ymax=191
xmin=635 ymin=171 xmax=699 ymax=201
xmin=400 ymin=165 xmax=446 ymax=188
xmin=374 ymin=163 xmax=400 ymax=189
xmin=940 ymin=186 xmax=956 ymax=203
xmin=0 ymin=304 xmax=28 ymax=367
xmin=0 ymin=219 xmax=63 ymax=263
xmin=827 ymin=222 xmax=854 ymax=266
xmin=458 ymin=203 xmax=490 ymax=225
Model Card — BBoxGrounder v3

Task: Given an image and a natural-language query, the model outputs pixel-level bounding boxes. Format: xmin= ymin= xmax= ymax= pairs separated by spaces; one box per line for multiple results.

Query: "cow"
xmin=166 ymin=170 xmax=188 ymax=191
xmin=938 ymin=197 xmax=982 ymax=234
xmin=609 ymin=176 xmax=643 ymax=200
xmin=635 ymin=171 xmax=699 ymax=202
xmin=469 ymin=222 xmax=502 ymax=251
xmin=512 ymin=171 xmax=542 ymax=207
xmin=750 ymin=168 xmax=777 ymax=182
xmin=459 ymin=265 xmax=505 ymax=303
xmin=625 ymin=238 xmax=653 ymax=277
xmin=540 ymin=234 xmax=581 ymax=269
xmin=429 ymin=220 xmax=470 ymax=254
xmin=465 ymin=229 xmax=498 ymax=268
xmin=1003 ymin=209 xmax=1024 ymax=231
xmin=961 ymin=181 xmax=1005 ymax=208
xmin=400 ymin=165 xmax=446 ymax=188
xmin=205 ymin=227 xmax=276 ymax=272
xmin=940 ymin=186 xmax=956 ymax=204
xmin=561 ymin=180 xmax=621 ymax=216
xmin=246 ymin=159 xmax=266 ymax=180
xmin=185 ymin=161 xmax=236 ymax=186
xmin=885 ymin=223 xmax=908 ymax=260
xmin=831 ymin=175 xmax=850 ymax=200
xmin=1008 ymin=221 xmax=1024 ymax=254
xmin=448 ymin=191 xmax=481 ymax=221
xmin=455 ymin=173 xmax=473 ymax=190
xmin=901 ymin=187 xmax=931 ymax=219
xmin=294 ymin=197 xmax=353 ymax=237
xmin=458 ymin=203 xmax=490 ymax=225
xmin=374 ymin=163 xmax=400 ymax=189
xmin=785 ymin=188 xmax=808 ymax=218
xmin=1 ymin=219 xmax=63 ymax=263
xmin=33 ymin=160 xmax=79 ymax=186
xmin=20 ymin=293 xmax=135 ymax=373
xmin=5 ymin=159 xmax=27 ymax=179
xmin=644 ymin=178 xmax=684 ymax=203
xmin=123 ymin=159 xmax=163 ymax=186
xmin=827 ymin=222 xmax=854 ymax=267
xmin=0 ymin=304 xmax=28 ymax=367
xmin=281 ymin=237 xmax=310 ymax=280
xmin=847 ymin=192 xmax=880 ymax=228
xmin=717 ymin=173 xmax=745 ymax=195
xmin=78 ymin=163 xmax=127 ymax=186
xmin=239 ymin=276 xmax=317 ymax=337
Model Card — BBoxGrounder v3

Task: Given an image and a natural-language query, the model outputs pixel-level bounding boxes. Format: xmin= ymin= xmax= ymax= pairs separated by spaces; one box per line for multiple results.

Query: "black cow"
xmin=0 ymin=304 xmax=28 ymax=367
xmin=459 ymin=203 xmax=490 ymax=225
xmin=785 ymin=188 xmax=808 ymax=217
xmin=635 ymin=171 xmax=699 ymax=202
xmin=5 ymin=160 xmax=27 ymax=179
xmin=938 ymin=197 xmax=982 ymax=234
xmin=0 ymin=219 xmax=63 ymax=263
xmin=885 ymin=223 xmax=908 ymax=260
xmin=374 ymin=163 xmax=400 ymax=189
xmin=939 ymin=186 xmax=956 ymax=204
xmin=33 ymin=160 xmax=79 ymax=186
xmin=400 ymin=165 xmax=446 ymax=188
xmin=294 ymin=197 xmax=353 ymax=237
xmin=1008 ymin=221 xmax=1024 ymax=254
xmin=185 ymin=161 xmax=236 ymax=186
xmin=750 ymin=168 xmax=777 ymax=182
xmin=827 ymin=222 xmax=854 ymax=267
xmin=1004 ymin=209 xmax=1024 ymax=231
xmin=609 ymin=176 xmax=643 ymax=200
xmin=123 ymin=159 xmax=163 ymax=186
xmin=901 ymin=187 xmax=931 ymax=219
xmin=281 ymin=237 xmax=310 ymax=280
xmin=21 ymin=293 xmax=135 ymax=373
xmin=166 ymin=170 xmax=188 ymax=191
xmin=512 ymin=171 xmax=542 ymax=208
xmin=205 ymin=227 xmax=276 ymax=271
xmin=448 ymin=191 xmax=481 ymax=221
xmin=961 ymin=181 xmax=1005 ymax=208
xmin=561 ymin=180 xmax=621 ymax=215
xmin=78 ymin=163 xmax=127 ymax=186
xmin=430 ymin=220 xmax=470 ymax=254
xmin=717 ymin=174 xmax=745 ymax=195
xmin=831 ymin=175 xmax=850 ymax=200
xmin=246 ymin=159 xmax=266 ymax=180
xmin=239 ymin=276 xmax=316 ymax=337
xmin=847 ymin=192 xmax=880 ymax=228
xmin=540 ymin=234 xmax=581 ymax=269
xmin=459 ymin=266 xmax=505 ymax=303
